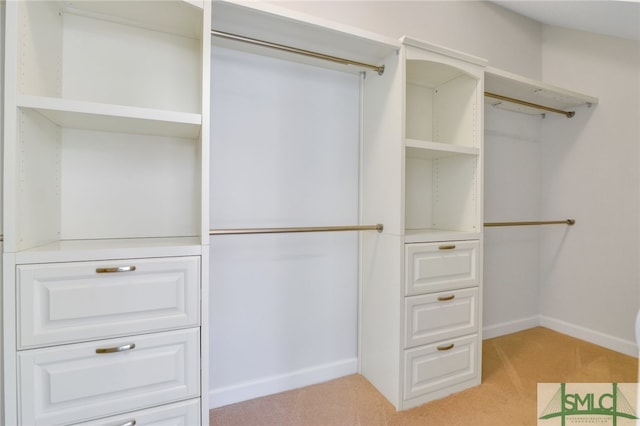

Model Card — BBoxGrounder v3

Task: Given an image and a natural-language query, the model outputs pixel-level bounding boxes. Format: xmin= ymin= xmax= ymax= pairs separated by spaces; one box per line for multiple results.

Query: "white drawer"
xmin=405 ymin=287 xmax=478 ymax=348
xmin=18 ymin=256 xmax=200 ymax=348
xmin=403 ymin=334 xmax=478 ymax=401
xmin=405 ymin=241 xmax=478 ymax=295
xmin=18 ymin=328 xmax=200 ymax=426
xmin=71 ymin=398 xmax=200 ymax=426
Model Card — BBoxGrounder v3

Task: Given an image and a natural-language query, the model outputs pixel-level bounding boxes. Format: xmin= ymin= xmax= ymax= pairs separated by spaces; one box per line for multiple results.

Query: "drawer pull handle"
xmin=96 ymin=266 xmax=137 ymax=273
xmin=96 ymin=343 xmax=136 ymax=354
xmin=437 ymin=295 xmax=455 ymax=301
xmin=119 ymin=421 xmax=136 ymax=426
xmin=437 ymin=344 xmax=455 ymax=351
xmin=438 ymin=244 xmax=456 ymax=250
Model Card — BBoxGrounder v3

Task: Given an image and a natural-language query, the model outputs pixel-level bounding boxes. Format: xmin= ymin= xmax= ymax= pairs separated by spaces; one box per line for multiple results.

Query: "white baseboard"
xmin=483 ymin=315 xmax=638 ymax=357
xmin=539 ymin=315 xmax=638 ymax=357
xmin=483 ymin=316 xmax=540 ymax=339
xmin=209 ymin=357 xmax=358 ymax=409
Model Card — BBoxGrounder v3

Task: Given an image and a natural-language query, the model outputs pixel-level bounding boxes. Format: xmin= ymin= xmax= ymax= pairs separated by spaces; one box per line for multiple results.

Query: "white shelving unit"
xmin=361 ymin=36 xmax=486 ymax=410
xmin=3 ymin=1 xmax=211 ymax=424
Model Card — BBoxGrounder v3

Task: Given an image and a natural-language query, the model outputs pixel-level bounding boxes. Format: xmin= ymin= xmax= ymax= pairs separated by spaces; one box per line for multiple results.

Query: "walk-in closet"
xmin=1 ymin=1 xmax=638 ymax=425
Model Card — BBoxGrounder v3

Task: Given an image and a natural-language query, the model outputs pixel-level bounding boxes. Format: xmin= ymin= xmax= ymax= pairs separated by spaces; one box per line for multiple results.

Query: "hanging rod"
xmin=210 ymin=224 xmax=383 ymax=236
xmin=484 ymin=92 xmax=575 ymax=118
xmin=211 ymin=30 xmax=385 ymax=76
xmin=484 ymin=219 xmax=575 ymax=227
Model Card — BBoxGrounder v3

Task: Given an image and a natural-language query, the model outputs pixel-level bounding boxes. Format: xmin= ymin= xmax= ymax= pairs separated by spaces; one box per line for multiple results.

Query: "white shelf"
xmin=18 ymin=95 xmax=202 ymax=139
xmin=212 ymin=0 xmax=399 ymax=74
xmin=405 ymin=139 xmax=479 ymax=159
xmin=404 ymin=229 xmax=481 ymax=244
xmin=14 ymin=237 xmax=203 ymax=264
xmin=485 ymin=67 xmax=598 ymax=116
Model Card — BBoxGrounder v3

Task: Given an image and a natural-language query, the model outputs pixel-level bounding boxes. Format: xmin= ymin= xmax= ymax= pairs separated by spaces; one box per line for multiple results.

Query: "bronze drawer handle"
xmin=437 ymin=343 xmax=455 ymax=351
xmin=438 ymin=244 xmax=456 ymax=250
xmin=96 ymin=343 xmax=136 ymax=354
xmin=96 ymin=265 xmax=137 ymax=273
xmin=437 ymin=295 xmax=455 ymax=302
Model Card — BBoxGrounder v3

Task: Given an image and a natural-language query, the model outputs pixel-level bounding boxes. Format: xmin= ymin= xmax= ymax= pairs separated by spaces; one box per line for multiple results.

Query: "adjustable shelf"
xmin=406 ymin=138 xmax=479 ymax=158
xmin=18 ymin=95 xmax=202 ymax=138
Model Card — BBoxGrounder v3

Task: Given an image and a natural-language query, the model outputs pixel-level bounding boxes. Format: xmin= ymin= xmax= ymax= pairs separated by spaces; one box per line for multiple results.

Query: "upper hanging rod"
xmin=211 ymin=30 xmax=385 ymax=76
xmin=210 ymin=224 xmax=383 ymax=236
xmin=484 ymin=219 xmax=575 ymax=227
xmin=485 ymin=92 xmax=575 ymax=118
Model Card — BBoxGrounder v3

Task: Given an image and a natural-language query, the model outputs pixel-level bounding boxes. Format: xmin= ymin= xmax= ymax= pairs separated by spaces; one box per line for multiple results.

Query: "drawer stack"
xmin=403 ymin=240 xmax=481 ymax=406
xmin=16 ymin=257 xmax=202 ymax=425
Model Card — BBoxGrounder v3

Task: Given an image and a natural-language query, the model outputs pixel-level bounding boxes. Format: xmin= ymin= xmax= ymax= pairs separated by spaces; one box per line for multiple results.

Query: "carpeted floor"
xmin=209 ymin=327 xmax=639 ymax=425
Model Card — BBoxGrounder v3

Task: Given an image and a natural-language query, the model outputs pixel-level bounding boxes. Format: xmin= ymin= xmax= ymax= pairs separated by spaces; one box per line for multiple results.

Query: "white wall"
xmin=209 ymin=46 xmax=362 ymax=407
xmin=483 ymin=107 xmax=542 ymax=336
xmin=538 ymin=26 xmax=640 ymax=353
xmin=273 ymin=0 xmax=543 ymax=79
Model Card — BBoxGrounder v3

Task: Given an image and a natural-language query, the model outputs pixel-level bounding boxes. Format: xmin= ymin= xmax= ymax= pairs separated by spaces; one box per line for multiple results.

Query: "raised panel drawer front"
xmin=18 ymin=328 xmax=200 ymax=426
xmin=405 ymin=287 xmax=478 ymax=348
xmin=70 ymin=398 xmax=200 ymax=426
xmin=405 ymin=240 xmax=478 ymax=295
xmin=18 ymin=256 xmax=200 ymax=348
xmin=404 ymin=334 xmax=478 ymax=401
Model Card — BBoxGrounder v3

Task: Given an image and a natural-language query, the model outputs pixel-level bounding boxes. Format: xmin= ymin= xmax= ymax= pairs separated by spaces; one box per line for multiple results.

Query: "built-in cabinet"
xmin=2 ymin=1 xmax=211 ymax=424
xmin=361 ymin=37 xmax=485 ymax=410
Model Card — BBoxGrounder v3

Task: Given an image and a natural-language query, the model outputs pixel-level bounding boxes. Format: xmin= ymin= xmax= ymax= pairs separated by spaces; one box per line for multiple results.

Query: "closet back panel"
xmin=60 ymin=129 xmax=200 ymax=241
xmin=483 ymin=107 xmax=541 ymax=330
xmin=210 ymin=47 xmax=360 ymax=402
xmin=18 ymin=2 xmax=202 ymax=112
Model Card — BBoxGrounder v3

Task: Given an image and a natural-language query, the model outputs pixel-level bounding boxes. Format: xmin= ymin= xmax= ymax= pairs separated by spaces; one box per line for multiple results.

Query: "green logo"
xmin=539 ymin=383 xmax=638 ymax=425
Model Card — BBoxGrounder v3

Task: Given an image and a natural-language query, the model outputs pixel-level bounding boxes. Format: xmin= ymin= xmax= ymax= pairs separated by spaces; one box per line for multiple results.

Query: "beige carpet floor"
xmin=209 ymin=327 xmax=639 ymax=425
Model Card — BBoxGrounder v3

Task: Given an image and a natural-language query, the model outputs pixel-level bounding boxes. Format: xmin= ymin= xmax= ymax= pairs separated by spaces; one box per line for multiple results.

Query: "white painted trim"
xmin=482 ymin=316 xmax=540 ymax=340
xmin=483 ymin=315 xmax=638 ymax=357
xmin=540 ymin=315 xmax=638 ymax=357
xmin=209 ymin=358 xmax=358 ymax=409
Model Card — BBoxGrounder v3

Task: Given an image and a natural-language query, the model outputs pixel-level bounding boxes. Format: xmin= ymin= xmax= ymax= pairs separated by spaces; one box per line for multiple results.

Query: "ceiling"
xmin=491 ymin=0 xmax=640 ymax=42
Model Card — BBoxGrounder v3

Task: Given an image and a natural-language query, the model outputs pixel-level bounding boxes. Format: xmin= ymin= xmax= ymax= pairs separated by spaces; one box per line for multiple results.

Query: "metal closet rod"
xmin=484 ymin=219 xmax=575 ymax=227
xmin=211 ymin=29 xmax=386 ymax=76
xmin=210 ymin=224 xmax=383 ymax=236
xmin=485 ymin=92 xmax=575 ymax=118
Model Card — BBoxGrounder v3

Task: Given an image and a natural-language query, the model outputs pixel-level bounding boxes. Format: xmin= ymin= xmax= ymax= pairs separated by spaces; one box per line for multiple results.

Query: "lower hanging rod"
xmin=484 ymin=91 xmax=575 ymax=118
xmin=210 ymin=224 xmax=383 ymax=236
xmin=484 ymin=219 xmax=575 ymax=227
xmin=211 ymin=30 xmax=385 ymax=76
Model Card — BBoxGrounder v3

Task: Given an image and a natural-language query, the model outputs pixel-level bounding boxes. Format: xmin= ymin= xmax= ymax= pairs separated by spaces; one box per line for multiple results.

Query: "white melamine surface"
xmin=18 ymin=328 xmax=200 ymax=425
xmin=212 ymin=0 xmax=399 ymax=75
xmin=60 ymin=129 xmax=200 ymax=241
xmin=61 ymin=12 xmax=201 ymax=113
xmin=485 ymin=66 xmax=598 ymax=116
xmin=405 ymin=240 xmax=479 ymax=296
xmin=4 ymin=1 xmax=210 ymax=424
xmin=18 ymin=95 xmax=202 ymax=139
xmin=405 ymin=287 xmax=479 ymax=348
xmin=403 ymin=333 xmax=478 ymax=401
xmin=18 ymin=256 xmax=200 ymax=348
xmin=72 ymin=399 xmax=201 ymax=426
